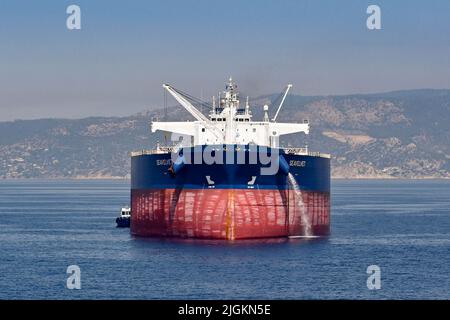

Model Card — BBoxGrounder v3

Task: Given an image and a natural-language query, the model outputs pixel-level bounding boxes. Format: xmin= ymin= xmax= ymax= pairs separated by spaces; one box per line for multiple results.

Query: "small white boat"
xmin=116 ymin=206 xmax=131 ymax=228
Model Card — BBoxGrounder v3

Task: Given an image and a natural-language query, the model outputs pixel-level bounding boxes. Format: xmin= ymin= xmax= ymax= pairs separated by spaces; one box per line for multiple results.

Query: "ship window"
xmin=245 ymin=119 xmax=249 ymax=122
xmin=202 ymin=128 xmax=205 ymax=132
xmin=222 ymin=118 xmax=226 ymax=121
xmin=217 ymin=118 xmax=221 ymax=122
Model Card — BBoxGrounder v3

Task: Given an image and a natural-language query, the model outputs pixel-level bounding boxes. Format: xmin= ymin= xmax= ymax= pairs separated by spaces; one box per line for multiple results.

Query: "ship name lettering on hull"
xmin=289 ymin=160 xmax=306 ymax=167
xmin=156 ymin=159 xmax=172 ymax=166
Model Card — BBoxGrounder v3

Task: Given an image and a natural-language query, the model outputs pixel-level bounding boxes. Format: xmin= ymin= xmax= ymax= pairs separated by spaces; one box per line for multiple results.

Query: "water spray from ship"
xmin=287 ymin=173 xmax=313 ymax=238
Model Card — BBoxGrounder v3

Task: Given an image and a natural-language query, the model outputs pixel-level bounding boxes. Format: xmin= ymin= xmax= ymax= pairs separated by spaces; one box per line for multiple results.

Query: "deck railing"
xmin=131 ymin=145 xmax=330 ymax=158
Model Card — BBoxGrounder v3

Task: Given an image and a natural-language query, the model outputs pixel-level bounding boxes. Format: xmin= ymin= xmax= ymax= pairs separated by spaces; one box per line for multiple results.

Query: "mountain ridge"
xmin=1 ymin=89 xmax=449 ymax=179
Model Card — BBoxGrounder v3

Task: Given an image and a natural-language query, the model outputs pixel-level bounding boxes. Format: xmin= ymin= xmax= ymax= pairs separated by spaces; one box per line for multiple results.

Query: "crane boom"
xmin=271 ymin=84 xmax=292 ymax=122
xmin=163 ymin=84 xmax=210 ymax=123
xmin=162 ymin=84 xmax=222 ymax=139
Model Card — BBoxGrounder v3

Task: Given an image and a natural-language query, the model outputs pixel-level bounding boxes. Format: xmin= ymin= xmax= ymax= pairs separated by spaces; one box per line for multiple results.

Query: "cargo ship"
xmin=130 ymin=78 xmax=330 ymax=240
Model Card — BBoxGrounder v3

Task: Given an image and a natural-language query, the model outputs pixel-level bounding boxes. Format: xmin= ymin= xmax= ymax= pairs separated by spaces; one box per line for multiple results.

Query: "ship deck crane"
xmin=152 ymin=84 xmax=223 ymax=141
xmin=151 ymin=79 xmax=309 ymax=148
xmin=163 ymin=84 xmax=211 ymax=124
xmin=272 ymin=84 xmax=292 ymax=122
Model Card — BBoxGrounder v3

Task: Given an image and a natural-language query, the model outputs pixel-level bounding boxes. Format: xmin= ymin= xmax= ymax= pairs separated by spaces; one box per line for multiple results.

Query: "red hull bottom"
xmin=131 ymin=189 xmax=330 ymax=240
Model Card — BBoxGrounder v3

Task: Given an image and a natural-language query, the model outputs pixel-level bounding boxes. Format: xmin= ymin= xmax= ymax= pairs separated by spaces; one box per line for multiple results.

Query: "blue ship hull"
xmin=131 ymin=145 xmax=330 ymax=239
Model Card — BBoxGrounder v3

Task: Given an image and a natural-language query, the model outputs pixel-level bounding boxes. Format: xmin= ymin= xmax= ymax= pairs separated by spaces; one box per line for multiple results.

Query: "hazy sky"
xmin=1 ymin=0 xmax=450 ymax=121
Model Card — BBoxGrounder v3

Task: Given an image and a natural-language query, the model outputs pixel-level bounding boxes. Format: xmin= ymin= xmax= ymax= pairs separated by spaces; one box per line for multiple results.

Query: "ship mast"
xmin=225 ymin=77 xmax=237 ymax=144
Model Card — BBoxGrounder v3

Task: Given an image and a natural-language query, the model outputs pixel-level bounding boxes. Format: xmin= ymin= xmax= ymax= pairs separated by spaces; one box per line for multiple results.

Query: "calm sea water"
xmin=0 ymin=179 xmax=449 ymax=300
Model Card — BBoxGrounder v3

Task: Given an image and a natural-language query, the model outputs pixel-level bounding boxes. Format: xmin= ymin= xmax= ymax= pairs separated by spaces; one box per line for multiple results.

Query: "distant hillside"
xmin=1 ymin=89 xmax=449 ymax=179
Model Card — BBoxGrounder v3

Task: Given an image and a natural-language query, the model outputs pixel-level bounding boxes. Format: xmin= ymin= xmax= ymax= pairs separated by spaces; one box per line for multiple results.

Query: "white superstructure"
xmin=120 ymin=206 xmax=131 ymax=217
xmin=151 ymin=78 xmax=309 ymax=148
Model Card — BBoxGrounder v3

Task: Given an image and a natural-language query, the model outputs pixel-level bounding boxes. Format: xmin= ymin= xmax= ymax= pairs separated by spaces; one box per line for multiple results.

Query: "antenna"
xmin=164 ymin=88 xmax=167 ymax=120
xmin=272 ymin=84 xmax=292 ymax=122
xmin=200 ymin=88 xmax=203 ymax=113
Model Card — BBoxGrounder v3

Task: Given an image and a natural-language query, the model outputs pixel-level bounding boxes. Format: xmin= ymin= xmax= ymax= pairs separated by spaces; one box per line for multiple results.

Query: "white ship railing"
xmin=130 ymin=146 xmax=175 ymax=157
xmin=282 ymin=147 xmax=331 ymax=158
xmin=131 ymin=145 xmax=330 ymax=158
xmin=282 ymin=147 xmax=308 ymax=155
xmin=307 ymin=151 xmax=331 ymax=158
